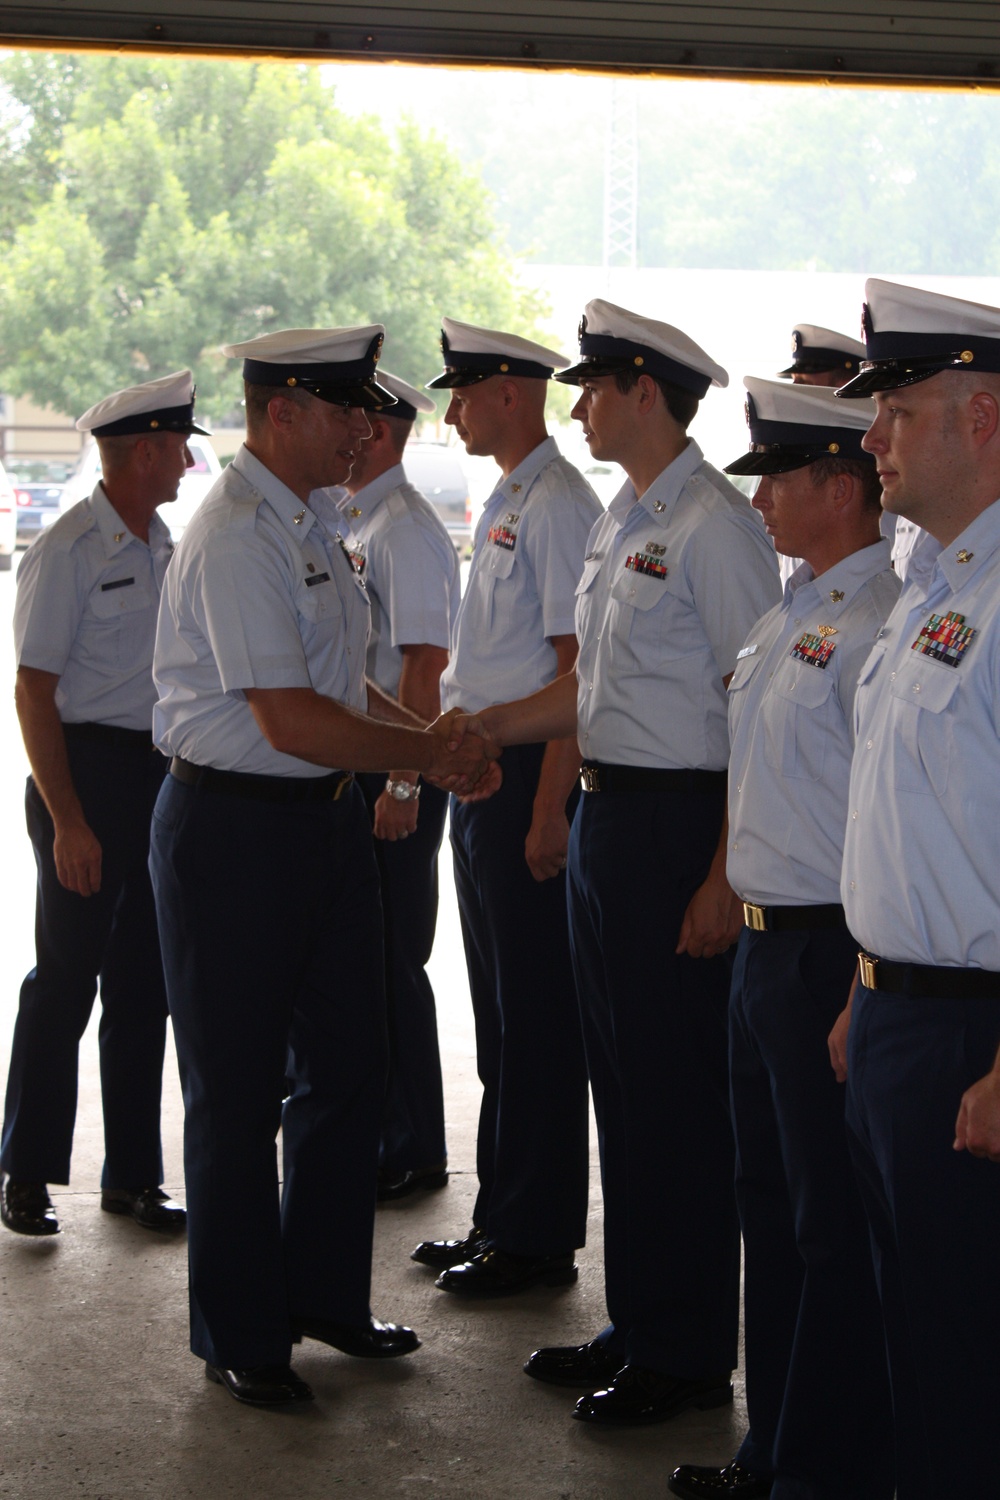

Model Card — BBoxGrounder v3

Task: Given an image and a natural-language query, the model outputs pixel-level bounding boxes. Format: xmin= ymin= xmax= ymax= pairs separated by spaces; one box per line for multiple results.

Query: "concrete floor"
xmin=0 ymin=560 xmax=746 ymax=1500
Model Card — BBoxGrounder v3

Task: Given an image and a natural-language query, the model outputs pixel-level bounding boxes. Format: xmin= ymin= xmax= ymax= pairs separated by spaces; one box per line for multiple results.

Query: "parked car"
xmin=404 ymin=442 xmax=473 ymax=555
xmin=0 ymin=459 xmax=15 ymax=570
xmin=60 ymin=433 xmax=223 ymax=540
xmin=8 ymin=458 xmax=71 ymax=547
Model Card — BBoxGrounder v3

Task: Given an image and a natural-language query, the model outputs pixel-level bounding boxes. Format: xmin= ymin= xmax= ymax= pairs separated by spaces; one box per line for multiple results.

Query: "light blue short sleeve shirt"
xmin=728 ymin=540 xmax=899 ymax=907
xmin=153 ymin=446 xmax=371 ymax=777
xmin=575 ymin=440 xmax=781 ymax=770
xmin=337 ymin=462 xmax=460 ymax=698
xmin=439 ymin=436 xmax=602 ymax=714
xmin=14 ymin=484 xmax=173 ymax=732
xmin=843 ymin=500 xmax=1000 ymax=968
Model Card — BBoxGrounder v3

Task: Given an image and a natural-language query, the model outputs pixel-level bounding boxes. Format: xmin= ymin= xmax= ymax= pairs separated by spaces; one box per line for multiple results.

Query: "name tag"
xmin=304 ymin=572 xmax=331 ymax=588
xmin=101 ymin=577 xmax=135 ymax=592
xmin=736 ymin=643 xmax=758 ymax=661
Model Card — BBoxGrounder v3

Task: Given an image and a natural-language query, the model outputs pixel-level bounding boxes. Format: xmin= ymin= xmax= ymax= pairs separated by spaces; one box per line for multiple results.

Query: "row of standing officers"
xmin=1 ymin=282 xmax=998 ymax=1499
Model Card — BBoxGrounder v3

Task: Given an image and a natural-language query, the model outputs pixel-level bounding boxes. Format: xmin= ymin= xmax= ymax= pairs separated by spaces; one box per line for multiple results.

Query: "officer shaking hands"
xmin=1 ymin=371 xmax=198 ymax=1240
xmin=448 ymin=300 xmax=780 ymax=1426
xmin=150 ymin=326 xmax=495 ymax=1409
xmin=833 ymin=279 xmax=1000 ymax=1499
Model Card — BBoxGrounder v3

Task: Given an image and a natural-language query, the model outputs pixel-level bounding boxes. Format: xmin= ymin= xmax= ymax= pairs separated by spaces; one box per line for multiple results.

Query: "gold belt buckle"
xmin=743 ymin=901 xmax=767 ymax=932
xmin=858 ymin=952 xmax=878 ymax=989
xmin=332 ymin=772 xmax=354 ymax=802
xmin=580 ymin=765 xmax=600 ymax=793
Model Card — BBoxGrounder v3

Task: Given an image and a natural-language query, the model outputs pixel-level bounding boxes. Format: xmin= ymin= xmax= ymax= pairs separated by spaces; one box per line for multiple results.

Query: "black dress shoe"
xmin=572 ymin=1365 xmax=733 ymax=1426
xmin=101 ymin=1187 xmax=186 ymax=1231
xmin=205 ymin=1363 xmax=314 ymax=1407
xmin=0 ymin=1176 xmax=59 ymax=1236
xmin=524 ymin=1337 xmax=623 ymax=1388
xmin=290 ymin=1315 xmax=420 ymax=1358
xmin=411 ymin=1224 xmax=489 ymax=1268
xmin=377 ymin=1162 xmax=449 ymax=1202
xmin=668 ymin=1461 xmax=773 ymax=1498
xmin=435 ymin=1246 xmax=578 ymax=1298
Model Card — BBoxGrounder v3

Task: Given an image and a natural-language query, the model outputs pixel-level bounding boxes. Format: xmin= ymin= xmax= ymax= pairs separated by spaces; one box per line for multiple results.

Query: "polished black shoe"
xmin=524 ymin=1337 xmax=623 ymax=1388
xmin=435 ymin=1246 xmax=578 ymax=1298
xmin=668 ymin=1461 xmax=773 ymax=1498
xmin=377 ymin=1161 xmax=449 ymax=1202
xmin=0 ymin=1176 xmax=59 ymax=1236
xmin=290 ymin=1315 xmax=420 ymax=1359
xmin=205 ymin=1362 xmax=314 ymax=1407
xmin=101 ymin=1186 xmax=186 ymax=1231
xmin=411 ymin=1224 xmax=489 ymax=1268
xmin=572 ymin=1366 xmax=733 ymax=1426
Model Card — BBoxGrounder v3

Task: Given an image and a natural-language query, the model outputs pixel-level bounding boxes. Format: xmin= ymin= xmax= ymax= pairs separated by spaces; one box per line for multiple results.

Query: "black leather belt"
xmin=63 ymin=720 xmax=157 ymax=752
xmin=580 ymin=761 xmax=726 ymax=795
xmin=743 ymin=902 xmax=847 ymax=933
xmin=169 ymin=756 xmax=353 ymax=804
xmin=858 ymin=951 xmax=1000 ymax=1000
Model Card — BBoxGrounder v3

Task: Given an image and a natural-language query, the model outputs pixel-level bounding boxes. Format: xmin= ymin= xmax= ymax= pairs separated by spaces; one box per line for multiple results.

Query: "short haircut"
xmin=809 ymin=453 xmax=883 ymax=513
xmin=612 ymin=365 xmax=700 ymax=430
xmin=372 ymin=411 xmax=413 ymax=458
xmin=243 ymin=381 xmax=310 ymax=431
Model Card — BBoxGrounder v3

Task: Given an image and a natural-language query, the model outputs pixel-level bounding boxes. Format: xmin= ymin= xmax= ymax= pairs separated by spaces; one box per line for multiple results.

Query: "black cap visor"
xmin=836 ymin=352 xmax=981 ymax=398
xmin=777 ymin=353 xmax=860 ymax=378
xmin=93 ymin=402 xmax=210 ymax=438
xmin=300 ymin=377 xmax=397 ymax=412
xmin=724 ymin=446 xmax=827 ymax=477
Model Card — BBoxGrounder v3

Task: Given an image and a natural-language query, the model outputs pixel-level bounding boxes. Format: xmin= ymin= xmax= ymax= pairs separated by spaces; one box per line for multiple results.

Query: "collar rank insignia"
xmin=818 ymin=625 xmax=838 ymax=638
xmin=293 ymin=509 xmax=306 ymax=525
xmin=349 ymin=506 xmax=362 ymax=519
xmin=956 ymin=549 xmax=974 ymax=563
xmin=911 ymin=610 xmax=976 ymax=668
xmin=488 ymin=523 xmax=517 ymax=551
xmin=653 ymin=500 xmax=667 ymax=513
xmin=830 ymin=589 xmax=845 ymax=602
xmin=510 ymin=483 xmax=522 ymax=494
xmin=791 ymin=631 xmax=836 ymax=669
xmin=645 ymin=541 xmax=667 ymax=556
xmin=625 ymin=550 xmax=668 ymax=579
xmin=505 ymin=512 xmax=520 ymax=525
xmin=113 ymin=531 xmax=125 ymax=543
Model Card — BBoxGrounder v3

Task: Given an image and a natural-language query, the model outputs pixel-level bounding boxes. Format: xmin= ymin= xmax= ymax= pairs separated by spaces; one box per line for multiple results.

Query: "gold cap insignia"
xmin=150 ymin=419 xmax=159 ymax=429
xmin=634 ymin=356 xmax=644 ymax=366
xmin=499 ymin=363 xmax=509 ymax=373
xmin=287 ymin=377 xmax=297 ymax=386
xmin=827 ymin=442 xmax=839 ymax=454
xmin=960 ymin=351 xmax=974 ymax=364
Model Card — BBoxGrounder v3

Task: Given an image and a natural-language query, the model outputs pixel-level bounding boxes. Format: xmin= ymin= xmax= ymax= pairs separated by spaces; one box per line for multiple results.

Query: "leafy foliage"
xmin=0 ymin=55 xmax=544 ymax=418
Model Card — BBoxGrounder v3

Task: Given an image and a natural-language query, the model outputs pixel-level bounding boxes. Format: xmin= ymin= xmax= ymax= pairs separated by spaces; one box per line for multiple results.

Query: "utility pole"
xmin=603 ymin=78 xmax=638 ymax=295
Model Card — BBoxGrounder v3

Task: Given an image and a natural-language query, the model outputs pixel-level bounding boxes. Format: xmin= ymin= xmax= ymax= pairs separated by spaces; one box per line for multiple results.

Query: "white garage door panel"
xmin=1 ymin=1 xmax=998 ymax=83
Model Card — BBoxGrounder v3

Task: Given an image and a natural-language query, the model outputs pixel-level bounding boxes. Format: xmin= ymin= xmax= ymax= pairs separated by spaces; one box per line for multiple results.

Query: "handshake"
xmin=422 ymin=708 xmax=503 ymax=799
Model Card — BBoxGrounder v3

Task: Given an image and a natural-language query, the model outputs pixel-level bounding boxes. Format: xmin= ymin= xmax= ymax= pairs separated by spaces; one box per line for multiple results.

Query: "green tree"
xmin=0 ymin=55 xmax=546 ymax=419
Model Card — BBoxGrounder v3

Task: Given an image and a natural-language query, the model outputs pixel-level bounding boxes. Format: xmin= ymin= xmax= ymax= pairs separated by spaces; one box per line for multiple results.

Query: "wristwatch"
xmin=386 ymin=778 xmax=421 ymax=802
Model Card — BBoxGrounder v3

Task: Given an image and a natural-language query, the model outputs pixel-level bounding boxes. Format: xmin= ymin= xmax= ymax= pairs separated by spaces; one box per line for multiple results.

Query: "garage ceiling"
xmin=0 ymin=1 xmax=998 ymax=85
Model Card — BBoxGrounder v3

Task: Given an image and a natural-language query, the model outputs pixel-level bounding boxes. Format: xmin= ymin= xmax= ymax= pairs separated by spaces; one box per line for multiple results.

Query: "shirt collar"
xmin=487 ymin=436 xmax=559 ymax=512
xmin=934 ymin=497 xmax=1000 ymax=593
xmin=608 ymin=438 xmax=704 ymax=525
xmin=785 ymin=538 xmax=892 ymax=614
xmin=337 ymin=462 xmax=406 ymax=526
xmin=91 ymin=482 xmax=171 ymax=559
xmin=231 ymin=444 xmax=318 ymax=547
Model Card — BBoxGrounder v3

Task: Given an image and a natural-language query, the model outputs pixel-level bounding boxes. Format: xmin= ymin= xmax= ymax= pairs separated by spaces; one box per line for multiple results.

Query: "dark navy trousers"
xmin=567 ymin=782 xmax=740 ymax=1375
xmin=150 ymin=774 xmax=387 ymax=1369
xmin=1 ymin=729 xmax=168 ymax=1188
xmin=450 ymin=742 xmax=589 ymax=1256
xmin=358 ymin=772 xmax=448 ymax=1174
xmin=730 ymin=927 xmax=893 ymax=1500
xmin=847 ymin=982 xmax=1000 ymax=1500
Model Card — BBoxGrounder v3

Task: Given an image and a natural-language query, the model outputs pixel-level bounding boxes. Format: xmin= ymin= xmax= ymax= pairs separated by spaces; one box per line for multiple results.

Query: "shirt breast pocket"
xmin=482 ymin=543 xmax=517 ymax=632
xmin=763 ymin=663 xmax=836 ymax=782
xmin=88 ymin=580 xmax=155 ymax=668
xmin=297 ymin=577 xmax=344 ymax=630
xmin=887 ymin=662 xmax=960 ymax=796
xmin=609 ymin=567 xmax=690 ymax=660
